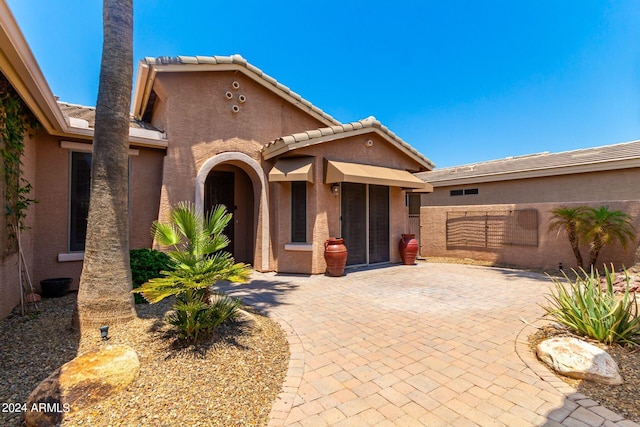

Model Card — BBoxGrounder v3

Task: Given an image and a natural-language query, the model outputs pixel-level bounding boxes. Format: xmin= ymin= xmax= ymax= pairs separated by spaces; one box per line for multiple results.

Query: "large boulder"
xmin=25 ymin=344 xmax=139 ymax=427
xmin=536 ymin=337 xmax=623 ymax=385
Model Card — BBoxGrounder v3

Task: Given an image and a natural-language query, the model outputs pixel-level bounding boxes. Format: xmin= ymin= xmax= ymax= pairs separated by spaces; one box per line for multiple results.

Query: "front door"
xmin=205 ymin=171 xmax=235 ymax=253
xmin=341 ymin=183 xmax=390 ymax=266
xmin=341 ymin=183 xmax=367 ymax=265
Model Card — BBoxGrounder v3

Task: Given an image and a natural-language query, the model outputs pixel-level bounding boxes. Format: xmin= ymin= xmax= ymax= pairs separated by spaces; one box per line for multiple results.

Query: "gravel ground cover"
xmin=0 ymin=293 xmax=289 ymax=426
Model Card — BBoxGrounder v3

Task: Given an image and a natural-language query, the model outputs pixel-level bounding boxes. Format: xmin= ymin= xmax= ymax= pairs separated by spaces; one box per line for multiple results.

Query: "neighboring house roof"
xmin=416 ymin=140 xmax=640 ymax=186
xmin=262 ymin=116 xmax=434 ymax=171
xmin=133 ymin=54 xmax=341 ymax=127
xmin=0 ymin=1 xmax=166 ymax=147
xmin=58 ymin=102 xmax=163 ymax=131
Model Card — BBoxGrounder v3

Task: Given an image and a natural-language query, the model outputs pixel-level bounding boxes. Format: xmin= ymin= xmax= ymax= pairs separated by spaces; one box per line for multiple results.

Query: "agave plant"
xmin=542 ymin=265 xmax=640 ymax=345
xmin=134 ymin=201 xmax=250 ymax=342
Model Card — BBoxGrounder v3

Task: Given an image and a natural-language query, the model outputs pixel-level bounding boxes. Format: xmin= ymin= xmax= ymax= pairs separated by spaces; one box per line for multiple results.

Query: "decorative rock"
xmin=25 ymin=345 xmax=140 ymax=427
xmin=536 ymin=337 xmax=623 ymax=385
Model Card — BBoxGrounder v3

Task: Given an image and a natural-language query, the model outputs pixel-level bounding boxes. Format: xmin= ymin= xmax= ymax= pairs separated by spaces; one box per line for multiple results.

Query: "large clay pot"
xmin=324 ymin=238 xmax=347 ymax=277
xmin=399 ymin=234 xmax=419 ymax=265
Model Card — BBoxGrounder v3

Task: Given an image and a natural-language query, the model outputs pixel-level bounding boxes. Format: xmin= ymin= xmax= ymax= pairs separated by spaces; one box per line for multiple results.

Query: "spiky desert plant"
xmin=542 ymin=265 xmax=640 ymax=345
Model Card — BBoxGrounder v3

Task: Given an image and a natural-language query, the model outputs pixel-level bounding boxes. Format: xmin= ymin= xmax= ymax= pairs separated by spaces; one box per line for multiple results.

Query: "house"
xmin=416 ymin=142 xmax=640 ymax=270
xmin=0 ymin=2 xmax=433 ymax=319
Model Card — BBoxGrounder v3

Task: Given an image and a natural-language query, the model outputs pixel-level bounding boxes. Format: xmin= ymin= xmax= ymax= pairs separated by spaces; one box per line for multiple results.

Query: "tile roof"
xmin=140 ymin=54 xmax=341 ymax=126
xmin=58 ymin=101 xmax=161 ymax=131
xmin=416 ymin=140 xmax=640 ymax=185
xmin=261 ymin=116 xmax=434 ymax=170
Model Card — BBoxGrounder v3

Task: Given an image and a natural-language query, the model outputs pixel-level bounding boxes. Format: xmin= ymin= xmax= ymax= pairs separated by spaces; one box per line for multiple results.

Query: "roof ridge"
xmin=429 ymin=139 xmax=640 ymax=172
xmin=56 ymin=100 xmax=96 ymax=110
xmin=262 ymin=116 xmax=434 ymax=169
xmin=141 ymin=54 xmax=340 ymax=126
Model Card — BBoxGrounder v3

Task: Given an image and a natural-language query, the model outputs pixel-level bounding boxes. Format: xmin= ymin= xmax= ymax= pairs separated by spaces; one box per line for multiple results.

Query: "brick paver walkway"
xmin=218 ymin=262 xmax=639 ymax=427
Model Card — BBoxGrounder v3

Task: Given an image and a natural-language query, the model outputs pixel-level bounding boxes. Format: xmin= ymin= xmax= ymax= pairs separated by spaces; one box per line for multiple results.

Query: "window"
xmin=291 ymin=181 xmax=306 ymax=242
xmin=450 ymin=188 xmax=478 ymax=196
xmin=69 ymin=152 xmax=92 ymax=251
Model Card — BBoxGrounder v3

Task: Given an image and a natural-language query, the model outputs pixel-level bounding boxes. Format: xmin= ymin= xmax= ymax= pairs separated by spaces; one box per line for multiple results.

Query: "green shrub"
xmin=130 ymin=248 xmax=172 ymax=304
xmin=133 ymin=202 xmax=250 ymax=342
xmin=542 ymin=265 xmax=640 ymax=345
xmin=167 ymin=291 xmax=241 ymax=342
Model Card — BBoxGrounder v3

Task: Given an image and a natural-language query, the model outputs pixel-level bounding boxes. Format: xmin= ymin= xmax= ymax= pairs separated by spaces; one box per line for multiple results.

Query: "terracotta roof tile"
xmin=141 ymin=55 xmax=340 ymax=126
xmin=263 ymin=116 xmax=434 ymax=170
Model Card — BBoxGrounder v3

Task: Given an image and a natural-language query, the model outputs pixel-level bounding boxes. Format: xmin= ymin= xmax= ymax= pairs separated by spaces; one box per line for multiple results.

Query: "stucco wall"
xmin=421 ymin=200 xmax=640 ymax=271
xmin=422 ymin=168 xmax=640 ymax=206
xmin=130 ymin=147 xmax=166 ymax=249
xmin=150 ymin=70 xmax=329 ymax=272
xmin=269 ymin=133 xmax=421 ymax=273
xmin=30 ymin=139 xmax=165 ymax=294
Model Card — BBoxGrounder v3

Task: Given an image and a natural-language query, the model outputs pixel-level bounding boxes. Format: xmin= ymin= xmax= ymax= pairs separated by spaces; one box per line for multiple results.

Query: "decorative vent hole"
xmin=232 ymin=105 xmax=240 ymax=113
xmin=232 ymin=81 xmax=240 ymax=90
xmin=238 ymin=94 xmax=246 ymax=103
xmin=225 ymin=91 xmax=233 ymax=100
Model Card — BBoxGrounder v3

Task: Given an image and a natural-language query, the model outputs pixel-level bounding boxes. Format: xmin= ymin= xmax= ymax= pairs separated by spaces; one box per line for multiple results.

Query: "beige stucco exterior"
xmin=0 ymin=7 xmax=432 ymax=318
xmin=144 ymin=68 xmax=428 ymax=275
xmin=420 ymin=169 xmax=640 ymax=270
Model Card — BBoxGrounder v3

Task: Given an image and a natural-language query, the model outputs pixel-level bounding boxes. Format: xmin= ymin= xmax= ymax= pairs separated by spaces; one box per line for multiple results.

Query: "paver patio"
xmin=218 ymin=262 xmax=639 ymax=427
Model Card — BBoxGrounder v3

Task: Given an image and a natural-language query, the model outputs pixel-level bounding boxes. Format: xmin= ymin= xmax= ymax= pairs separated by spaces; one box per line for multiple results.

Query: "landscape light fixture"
xmin=99 ymin=325 xmax=110 ymax=341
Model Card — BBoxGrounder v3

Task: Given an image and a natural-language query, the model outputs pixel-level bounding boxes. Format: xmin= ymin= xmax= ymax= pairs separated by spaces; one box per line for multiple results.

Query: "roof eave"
xmin=424 ymin=158 xmax=640 ymax=187
xmin=0 ymin=2 xmax=68 ymax=135
xmin=131 ymin=59 xmax=341 ymax=128
xmin=263 ymin=126 xmax=434 ymax=171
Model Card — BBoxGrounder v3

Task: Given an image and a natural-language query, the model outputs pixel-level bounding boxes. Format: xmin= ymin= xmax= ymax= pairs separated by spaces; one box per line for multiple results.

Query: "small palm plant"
xmin=580 ymin=206 xmax=636 ymax=269
xmin=542 ymin=265 xmax=640 ymax=345
xmin=134 ymin=201 xmax=250 ymax=342
xmin=548 ymin=206 xmax=588 ymax=270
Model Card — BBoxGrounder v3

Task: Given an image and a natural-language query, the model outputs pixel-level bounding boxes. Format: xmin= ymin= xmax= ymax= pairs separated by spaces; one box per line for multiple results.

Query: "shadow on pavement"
xmin=216 ymin=278 xmax=299 ymax=314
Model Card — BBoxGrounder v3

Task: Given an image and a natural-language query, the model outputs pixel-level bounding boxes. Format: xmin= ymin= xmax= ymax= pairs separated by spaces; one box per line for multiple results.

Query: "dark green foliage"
xmin=167 ymin=291 xmax=241 ymax=343
xmin=129 ymin=248 xmax=172 ymax=304
xmin=1 ymin=74 xmax=39 ymax=256
xmin=133 ymin=202 xmax=250 ymax=342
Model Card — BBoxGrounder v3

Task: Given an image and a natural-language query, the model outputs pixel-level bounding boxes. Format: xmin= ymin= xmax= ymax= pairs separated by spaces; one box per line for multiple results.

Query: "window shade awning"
xmin=269 ymin=157 xmax=314 ymax=183
xmin=325 ymin=160 xmax=432 ymax=191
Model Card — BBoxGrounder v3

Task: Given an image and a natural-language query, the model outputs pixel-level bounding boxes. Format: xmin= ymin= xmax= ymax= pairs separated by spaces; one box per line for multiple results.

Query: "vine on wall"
xmin=0 ymin=73 xmax=38 ymax=257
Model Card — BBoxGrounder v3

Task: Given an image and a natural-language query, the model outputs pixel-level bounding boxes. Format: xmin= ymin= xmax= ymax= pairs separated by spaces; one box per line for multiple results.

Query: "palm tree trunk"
xmin=568 ymin=228 xmax=584 ymax=270
xmin=589 ymin=236 xmax=604 ymax=271
xmin=73 ymin=0 xmax=135 ymax=330
xmin=629 ymin=242 xmax=640 ymax=273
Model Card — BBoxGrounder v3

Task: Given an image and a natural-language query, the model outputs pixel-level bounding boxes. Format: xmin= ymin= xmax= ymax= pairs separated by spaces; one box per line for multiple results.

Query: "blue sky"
xmin=6 ymin=1 xmax=640 ymax=168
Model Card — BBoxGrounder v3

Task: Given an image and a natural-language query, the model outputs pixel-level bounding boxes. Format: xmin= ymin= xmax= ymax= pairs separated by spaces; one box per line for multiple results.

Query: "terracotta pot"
xmin=399 ymin=234 xmax=419 ymax=265
xmin=324 ymin=238 xmax=347 ymax=277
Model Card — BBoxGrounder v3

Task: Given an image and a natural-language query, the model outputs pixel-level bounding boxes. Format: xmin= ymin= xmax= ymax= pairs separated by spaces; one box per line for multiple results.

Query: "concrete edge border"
xmin=266 ymin=311 xmax=304 ymax=427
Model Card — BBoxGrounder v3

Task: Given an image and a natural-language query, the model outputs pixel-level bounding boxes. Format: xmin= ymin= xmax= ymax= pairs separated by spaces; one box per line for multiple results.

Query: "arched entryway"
xmin=204 ymin=165 xmax=254 ymax=263
xmin=195 ymin=152 xmax=270 ymax=271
